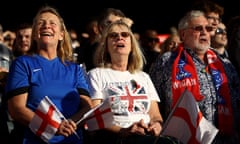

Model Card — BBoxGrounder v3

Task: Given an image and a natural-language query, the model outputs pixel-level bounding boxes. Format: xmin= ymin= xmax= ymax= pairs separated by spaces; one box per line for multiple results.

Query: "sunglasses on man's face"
xmin=108 ymin=32 xmax=130 ymax=39
xmin=188 ymin=25 xmax=213 ymax=33
xmin=215 ymin=28 xmax=227 ymax=35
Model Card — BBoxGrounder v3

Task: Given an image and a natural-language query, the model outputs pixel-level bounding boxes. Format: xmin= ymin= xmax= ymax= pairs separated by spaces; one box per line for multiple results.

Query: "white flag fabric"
xmin=85 ymin=99 xmax=114 ymax=131
xmin=29 ymin=96 xmax=62 ymax=143
xmin=161 ymin=90 xmax=218 ymax=144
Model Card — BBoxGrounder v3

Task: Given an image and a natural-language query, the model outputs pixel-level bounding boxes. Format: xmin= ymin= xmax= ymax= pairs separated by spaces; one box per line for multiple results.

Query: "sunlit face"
xmin=206 ymin=12 xmax=221 ymax=36
xmin=107 ymin=25 xmax=131 ymax=58
xmin=181 ymin=15 xmax=211 ymax=54
xmin=16 ymin=28 xmax=32 ymax=53
xmin=34 ymin=12 xmax=63 ymax=47
xmin=212 ymin=23 xmax=227 ymax=48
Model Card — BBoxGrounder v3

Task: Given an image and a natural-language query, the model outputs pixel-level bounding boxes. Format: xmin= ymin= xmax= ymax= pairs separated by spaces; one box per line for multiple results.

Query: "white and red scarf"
xmin=172 ymin=45 xmax=233 ymax=135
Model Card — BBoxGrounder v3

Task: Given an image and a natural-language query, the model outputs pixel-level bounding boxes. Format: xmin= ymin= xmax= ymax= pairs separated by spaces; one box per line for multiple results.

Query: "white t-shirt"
xmin=88 ymin=68 xmax=160 ymax=128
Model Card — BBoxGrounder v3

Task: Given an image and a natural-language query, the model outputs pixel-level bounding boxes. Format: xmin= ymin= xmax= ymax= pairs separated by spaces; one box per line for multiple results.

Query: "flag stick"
xmin=45 ymin=96 xmax=80 ymax=139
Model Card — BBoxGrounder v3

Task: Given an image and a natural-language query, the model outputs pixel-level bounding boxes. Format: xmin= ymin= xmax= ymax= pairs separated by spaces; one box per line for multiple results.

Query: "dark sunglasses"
xmin=215 ymin=28 xmax=227 ymax=35
xmin=147 ymin=37 xmax=159 ymax=43
xmin=108 ymin=32 xmax=130 ymax=39
xmin=189 ymin=25 xmax=213 ymax=32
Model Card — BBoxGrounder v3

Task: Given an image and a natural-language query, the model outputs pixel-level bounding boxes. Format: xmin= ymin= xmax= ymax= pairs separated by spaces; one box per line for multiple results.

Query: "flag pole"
xmin=44 ymin=96 xmax=80 ymax=139
xmin=76 ymin=99 xmax=107 ymax=125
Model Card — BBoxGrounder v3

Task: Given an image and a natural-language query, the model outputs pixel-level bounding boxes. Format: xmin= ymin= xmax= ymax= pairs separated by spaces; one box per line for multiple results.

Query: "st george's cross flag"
xmin=84 ymin=99 xmax=114 ymax=131
xmin=161 ymin=90 xmax=218 ymax=144
xmin=29 ymin=96 xmax=63 ymax=143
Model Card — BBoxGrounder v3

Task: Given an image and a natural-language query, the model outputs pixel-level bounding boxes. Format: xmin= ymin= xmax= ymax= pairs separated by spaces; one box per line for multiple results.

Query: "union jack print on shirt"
xmin=107 ymin=79 xmax=149 ymax=115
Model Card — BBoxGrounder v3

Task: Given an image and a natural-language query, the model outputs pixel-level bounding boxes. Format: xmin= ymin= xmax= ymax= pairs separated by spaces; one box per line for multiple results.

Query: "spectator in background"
xmin=76 ymin=8 xmax=132 ymax=72
xmin=191 ymin=0 xmax=224 ymax=36
xmin=97 ymin=8 xmax=127 ymax=34
xmin=7 ymin=22 xmax=33 ymax=144
xmin=0 ymin=23 xmax=14 ymax=102
xmin=3 ymin=30 xmax=16 ymax=50
xmin=140 ymin=29 xmax=161 ymax=73
xmin=149 ymin=10 xmax=240 ymax=143
xmin=227 ymin=16 xmax=240 ymax=78
xmin=12 ymin=23 xmax=32 ymax=58
xmin=0 ymin=23 xmax=14 ymax=143
xmin=211 ymin=22 xmax=229 ymax=58
xmin=5 ymin=6 xmax=93 ymax=144
xmin=160 ymin=27 xmax=181 ymax=55
xmin=75 ymin=17 xmax=100 ymax=68
xmin=0 ymin=25 xmax=13 ymax=71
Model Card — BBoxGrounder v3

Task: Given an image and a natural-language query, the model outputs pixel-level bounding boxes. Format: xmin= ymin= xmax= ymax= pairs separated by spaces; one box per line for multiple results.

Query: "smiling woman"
xmin=5 ymin=6 xmax=93 ymax=144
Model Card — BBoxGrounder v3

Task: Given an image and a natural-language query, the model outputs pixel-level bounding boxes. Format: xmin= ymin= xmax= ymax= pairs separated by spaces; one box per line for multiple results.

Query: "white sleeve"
xmin=87 ymin=69 xmax=105 ymax=100
xmin=145 ymin=73 xmax=160 ymax=102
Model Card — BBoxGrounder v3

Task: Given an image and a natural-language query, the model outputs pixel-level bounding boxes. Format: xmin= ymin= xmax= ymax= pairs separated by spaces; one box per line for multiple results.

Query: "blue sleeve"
xmin=76 ymin=65 xmax=90 ymax=96
xmin=5 ymin=57 xmax=30 ymax=95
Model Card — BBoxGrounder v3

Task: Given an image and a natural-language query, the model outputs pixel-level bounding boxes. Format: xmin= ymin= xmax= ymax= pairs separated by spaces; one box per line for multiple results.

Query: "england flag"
xmin=29 ymin=96 xmax=63 ymax=143
xmin=85 ymin=99 xmax=114 ymax=131
xmin=161 ymin=90 xmax=219 ymax=144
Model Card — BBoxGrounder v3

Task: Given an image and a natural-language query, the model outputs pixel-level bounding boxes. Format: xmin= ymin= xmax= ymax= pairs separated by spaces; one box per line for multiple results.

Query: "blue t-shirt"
xmin=5 ymin=54 xmax=90 ymax=144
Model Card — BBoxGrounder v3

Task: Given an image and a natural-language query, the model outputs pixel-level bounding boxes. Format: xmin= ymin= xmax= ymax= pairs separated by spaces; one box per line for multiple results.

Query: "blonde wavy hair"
xmin=94 ymin=20 xmax=145 ymax=73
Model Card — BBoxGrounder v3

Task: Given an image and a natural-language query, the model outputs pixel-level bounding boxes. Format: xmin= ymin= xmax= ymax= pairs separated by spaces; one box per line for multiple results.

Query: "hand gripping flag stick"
xmin=45 ymin=96 xmax=80 ymax=139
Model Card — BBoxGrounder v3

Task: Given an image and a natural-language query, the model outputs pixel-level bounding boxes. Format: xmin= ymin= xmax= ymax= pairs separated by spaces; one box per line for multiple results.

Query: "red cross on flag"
xmin=109 ymin=80 xmax=148 ymax=113
xmin=29 ymin=96 xmax=63 ymax=143
xmin=161 ymin=90 xmax=218 ymax=144
xmin=85 ymin=99 xmax=113 ymax=131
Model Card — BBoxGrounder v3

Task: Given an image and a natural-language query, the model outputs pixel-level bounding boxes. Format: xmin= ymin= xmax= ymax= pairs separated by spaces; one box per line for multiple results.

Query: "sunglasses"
xmin=188 ymin=25 xmax=213 ymax=33
xmin=108 ymin=32 xmax=130 ymax=39
xmin=215 ymin=28 xmax=227 ymax=35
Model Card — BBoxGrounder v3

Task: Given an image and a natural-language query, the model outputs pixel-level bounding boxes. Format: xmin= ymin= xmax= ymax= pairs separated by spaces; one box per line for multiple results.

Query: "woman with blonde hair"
xmin=88 ymin=20 xmax=180 ymax=144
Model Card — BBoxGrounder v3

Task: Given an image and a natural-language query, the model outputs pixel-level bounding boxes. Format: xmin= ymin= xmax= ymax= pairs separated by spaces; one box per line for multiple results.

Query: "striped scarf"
xmin=172 ymin=45 xmax=233 ymax=135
